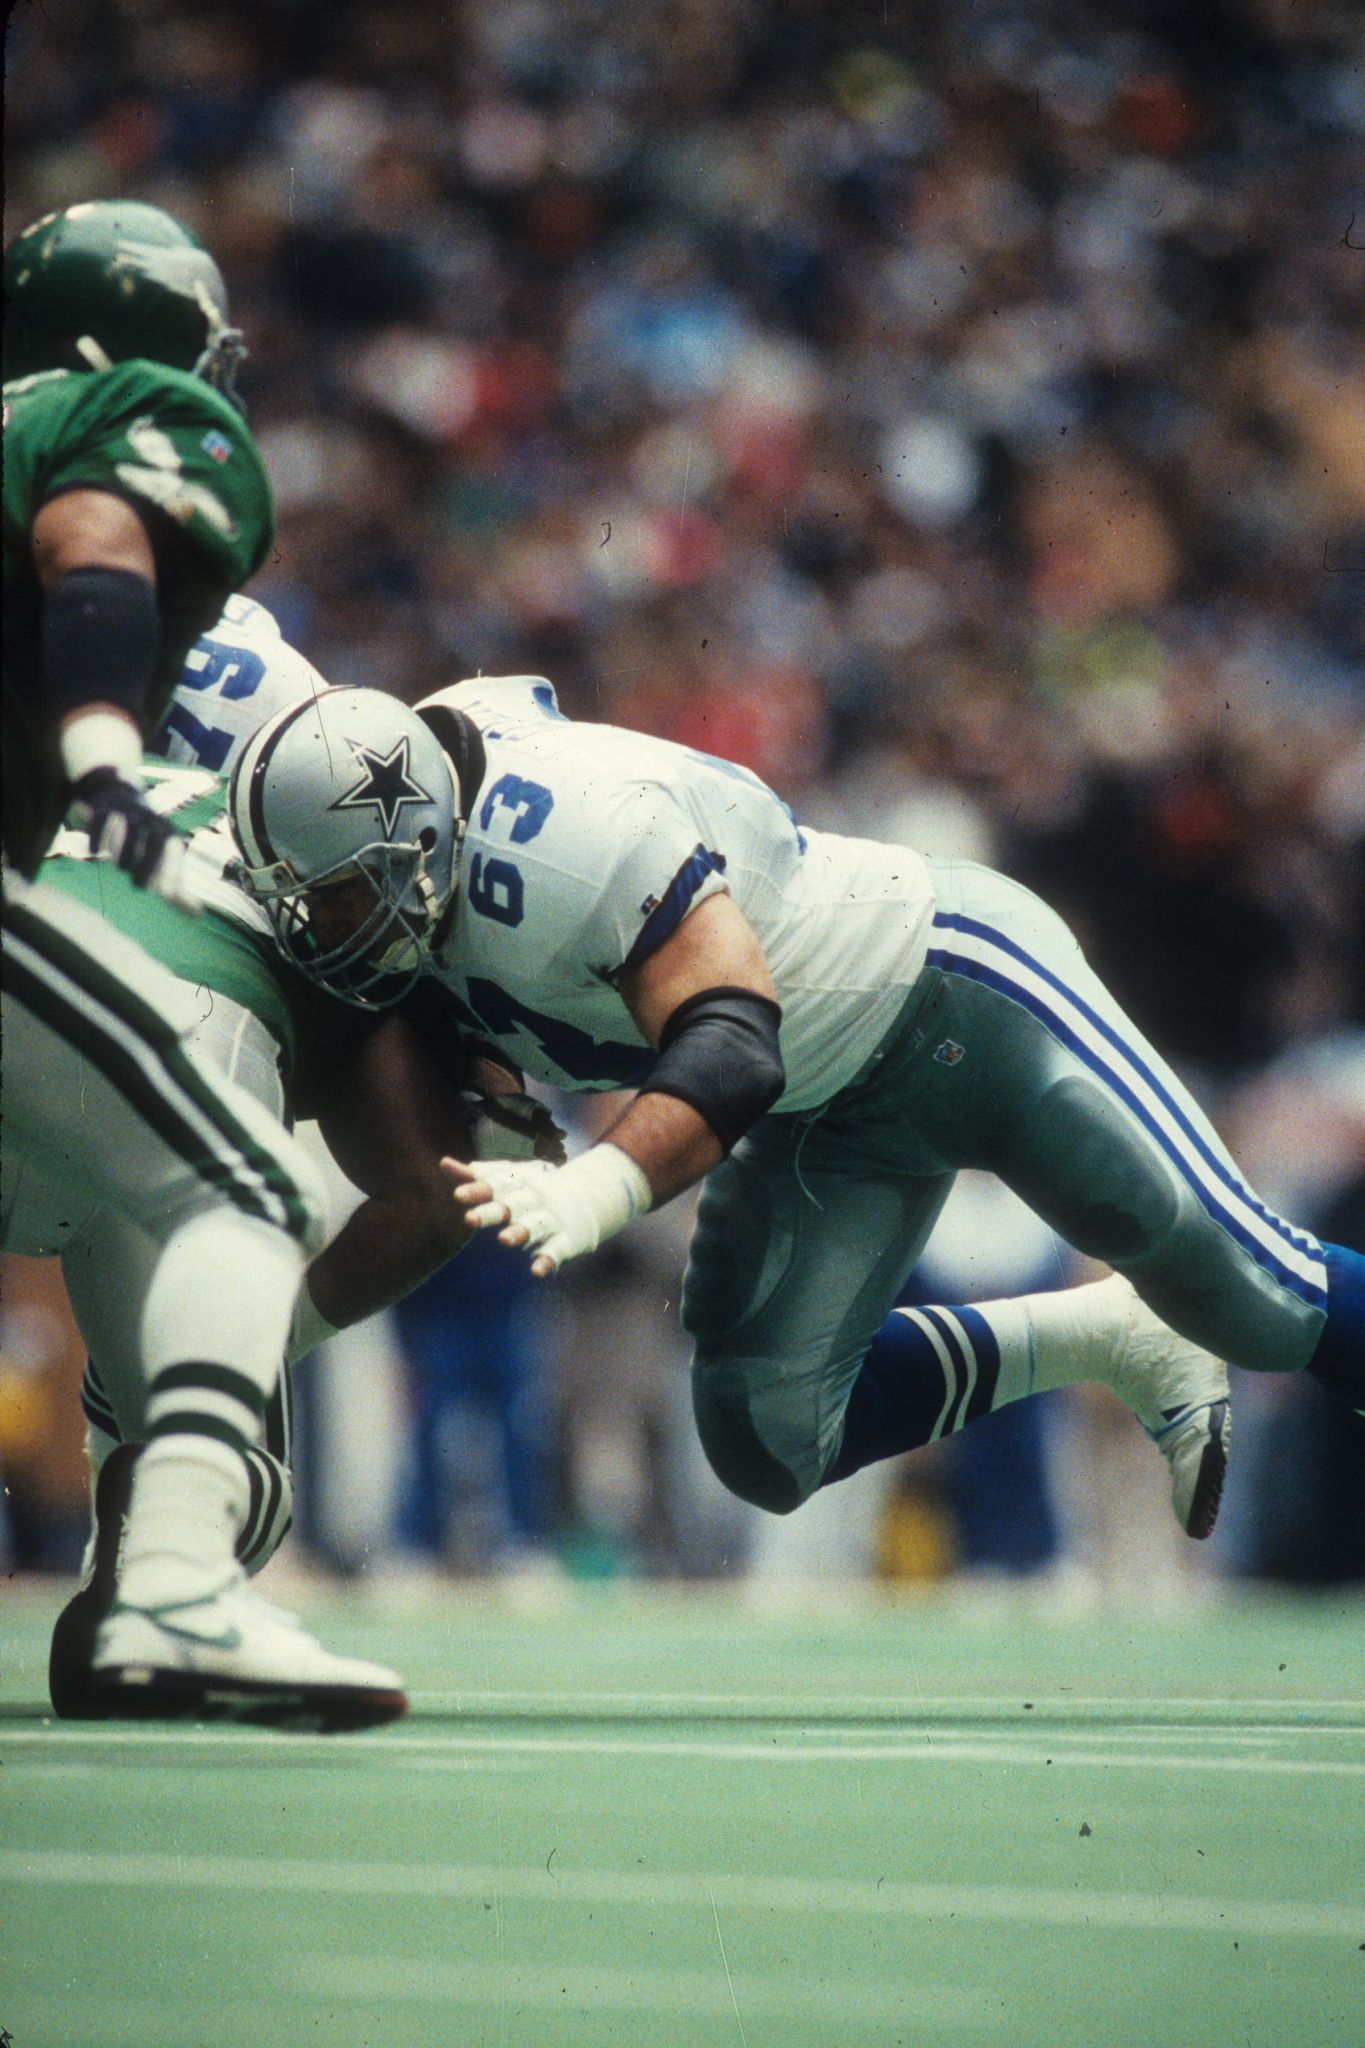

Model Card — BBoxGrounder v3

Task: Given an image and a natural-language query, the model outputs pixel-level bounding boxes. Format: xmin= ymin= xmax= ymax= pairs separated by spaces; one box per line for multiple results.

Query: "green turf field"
xmin=1 ymin=1579 xmax=1361 ymax=2048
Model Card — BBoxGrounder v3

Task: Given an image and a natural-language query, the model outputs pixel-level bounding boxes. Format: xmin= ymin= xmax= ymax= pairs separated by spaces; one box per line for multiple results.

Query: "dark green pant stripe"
xmin=156 ymin=1032 xmax=313 ymax=1242
xmin=5 ymin=944 xmax=282 ymax=1228
xmin=4 ymin=895 xmax=179 ymax=1046
xmin=3 ymin=933 xmax=309 ymax=1239
xmin=4 ymin=900 xmax=311 ymax=1232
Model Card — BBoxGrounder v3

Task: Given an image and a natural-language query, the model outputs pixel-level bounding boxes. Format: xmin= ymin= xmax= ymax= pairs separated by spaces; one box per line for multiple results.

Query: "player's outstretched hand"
xmin=442 ymin=1156 xmax=568 ymax=1277
xmin=441 ymin=1145 xmax=652 ymax=1278
xmin=67 ymin=770 xmax=202 ymax=913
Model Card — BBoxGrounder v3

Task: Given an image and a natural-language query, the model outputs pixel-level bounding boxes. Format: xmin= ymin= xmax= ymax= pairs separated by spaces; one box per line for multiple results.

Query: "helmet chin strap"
xmin=428 ymin=820 xmax=464 ymax=948
xmin=74 ymin=335 xmax=114 ymax=371
xmin=412 ymin=868 xmax=441 ymax=936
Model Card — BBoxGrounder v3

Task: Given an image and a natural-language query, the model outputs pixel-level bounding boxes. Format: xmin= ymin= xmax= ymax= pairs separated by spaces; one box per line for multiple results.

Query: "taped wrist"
xmin=640 ymin=985 xmax=784 ymax=1152
xmin=42 ymin=565 xmax=160 ymax=727
xmin=60 ymin=709 xmax=143 ymax=786
xmin=556 ymin=1143 xmax=653 ymax=1254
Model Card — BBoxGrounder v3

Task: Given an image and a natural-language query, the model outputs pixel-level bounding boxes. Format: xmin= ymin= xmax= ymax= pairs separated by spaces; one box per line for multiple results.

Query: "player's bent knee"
xmin=692 ymin=1381 xmax=808 ymax=1515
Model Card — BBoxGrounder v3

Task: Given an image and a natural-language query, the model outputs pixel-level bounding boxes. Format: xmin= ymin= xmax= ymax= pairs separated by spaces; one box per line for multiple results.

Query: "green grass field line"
xmin=3 ymin=1721 xmax=1364 ymax=1774
xmin=4 ymin=1848 xmax=1360 ymax=1939
xmin=288 ymin=1951 xmax=991 ymax=2025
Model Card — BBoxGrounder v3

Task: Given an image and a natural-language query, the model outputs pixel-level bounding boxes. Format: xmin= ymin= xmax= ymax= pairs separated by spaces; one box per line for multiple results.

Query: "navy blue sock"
xmin=823 ymin=1305 xmax=1003 ymax=1486
xmin=1305 ymin=1242 xmax=1365 ymax=1411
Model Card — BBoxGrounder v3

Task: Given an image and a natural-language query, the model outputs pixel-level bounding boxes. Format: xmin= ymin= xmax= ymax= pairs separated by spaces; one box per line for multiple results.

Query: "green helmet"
xmin=3 ymin=200 xmax=246 ymax=398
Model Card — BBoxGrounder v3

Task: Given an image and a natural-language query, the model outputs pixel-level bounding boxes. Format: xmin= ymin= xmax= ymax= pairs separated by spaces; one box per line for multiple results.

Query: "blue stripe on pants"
xmin=927 ymin=913 xmax=1327 ymax=1314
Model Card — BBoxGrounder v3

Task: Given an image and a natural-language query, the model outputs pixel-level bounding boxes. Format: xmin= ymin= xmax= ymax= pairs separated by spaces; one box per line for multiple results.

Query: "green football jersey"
xmin=37 ymin=760 xmax=366 ymax=1097
xmin=2 ymin=358 xmax=274 ymax=874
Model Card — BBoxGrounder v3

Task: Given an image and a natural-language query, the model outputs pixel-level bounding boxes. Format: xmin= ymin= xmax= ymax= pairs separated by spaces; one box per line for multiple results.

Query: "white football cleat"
xmin=1100 ymin=1275 xmax=1231 ymax=1540
xmin=1148 ymin=1398 xmax=1232 ymax=1542
xmin=89 ymin=1578 xmax=407 ymax=1732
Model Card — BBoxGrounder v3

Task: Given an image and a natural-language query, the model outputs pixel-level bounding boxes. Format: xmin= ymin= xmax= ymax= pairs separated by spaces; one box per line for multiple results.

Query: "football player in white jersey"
xmin=151 ymin=592 xmax=325 ymax=770
xmin=224 ymin=675 xmax=1365 ymax=1546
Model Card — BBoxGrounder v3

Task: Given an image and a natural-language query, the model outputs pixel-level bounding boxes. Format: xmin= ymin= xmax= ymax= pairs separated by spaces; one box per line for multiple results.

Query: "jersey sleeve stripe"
xmin=615 ymin=844 xmax=728 ymax=980
xmin=952 ymin=1306 xmax=1003 ymax=1427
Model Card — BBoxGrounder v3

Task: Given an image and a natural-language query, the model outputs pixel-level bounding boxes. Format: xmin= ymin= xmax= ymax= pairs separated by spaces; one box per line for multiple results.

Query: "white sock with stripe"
xmin=116 ymin=1434 xmax=250 ymax=1609
xmin=827 ymin=1274 xmax=1216 ymax=1482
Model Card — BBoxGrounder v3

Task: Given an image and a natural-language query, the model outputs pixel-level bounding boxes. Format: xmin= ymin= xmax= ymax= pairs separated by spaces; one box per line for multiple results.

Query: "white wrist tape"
xmin=464 ymin=1142 xmax=652 ymax=1271
xmin=59 ymin=708 xmax=143 ymax=787
xmin=288 ymin=1282 xmax=345 ymax=1364
xmin=559 ymin=1143 xmax=653 ymax=1253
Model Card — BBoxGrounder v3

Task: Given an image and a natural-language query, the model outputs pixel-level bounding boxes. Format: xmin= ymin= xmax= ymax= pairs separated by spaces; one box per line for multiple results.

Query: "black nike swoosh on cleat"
xmin=1186 ymin=1400 xmax=1230 ymax=1541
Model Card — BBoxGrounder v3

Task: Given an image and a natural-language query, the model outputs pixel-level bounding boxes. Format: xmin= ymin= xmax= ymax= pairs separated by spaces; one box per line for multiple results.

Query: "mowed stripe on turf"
xmin=291 ymin=1954 xmax=988 ymax=2026
xmin=412 ymin=1690 xmax=1365 ymax=1719
xmin=2 ymin=1723 xmax=1362 ymax=1774
xmin=4 ymin=1850 xmax=1359 ymax=1939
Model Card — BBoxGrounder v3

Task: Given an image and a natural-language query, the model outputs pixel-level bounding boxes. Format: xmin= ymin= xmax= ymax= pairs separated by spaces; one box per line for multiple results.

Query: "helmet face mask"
xmin=241 ymin=838 xmax=443 ymax=1008
xmin=4 ymin=200 xmax=246 ymax=401
xmin=228 ymin=691 xmax=461 ymax=1010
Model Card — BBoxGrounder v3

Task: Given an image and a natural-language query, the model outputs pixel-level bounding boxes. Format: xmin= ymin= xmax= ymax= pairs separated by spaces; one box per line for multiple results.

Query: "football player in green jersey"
xmin=3 ymin=202 xmax=272 ymax=879
xmin=1 ymin=201 xmax=405 ymax=1728
xmin=11 ymin=611 xmax=558 ymax=1712
xmin=17 ymin=754 xmax=486 ymax=1715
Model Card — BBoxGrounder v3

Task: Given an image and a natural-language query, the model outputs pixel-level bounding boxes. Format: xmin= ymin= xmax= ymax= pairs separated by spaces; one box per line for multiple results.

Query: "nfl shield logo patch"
xmin=934 ymin=1039 xmax=966 ymax=1066
xmin=201 ymin=430 xmax=232 ymax=464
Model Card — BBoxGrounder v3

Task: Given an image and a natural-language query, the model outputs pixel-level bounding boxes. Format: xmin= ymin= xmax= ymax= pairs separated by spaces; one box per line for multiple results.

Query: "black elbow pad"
xmin=42 ymin=564 xmax=160 ymax=727
xmin=640 ymin=985 xmax=785 ymax=1152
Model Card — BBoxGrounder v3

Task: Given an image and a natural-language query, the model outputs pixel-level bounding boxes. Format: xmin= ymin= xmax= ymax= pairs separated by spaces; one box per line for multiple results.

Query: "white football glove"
xmin=459 ymin=1144 xmax=651 ymax=1273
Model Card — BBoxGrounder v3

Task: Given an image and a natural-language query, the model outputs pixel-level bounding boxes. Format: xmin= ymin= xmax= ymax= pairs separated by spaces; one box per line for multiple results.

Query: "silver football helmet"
xmin=228 ymin=688 xmax=460 ymax=1007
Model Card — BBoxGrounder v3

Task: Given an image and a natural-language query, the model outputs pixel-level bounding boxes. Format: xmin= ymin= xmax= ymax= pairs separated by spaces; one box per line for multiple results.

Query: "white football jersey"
xmin=153 ymin=595 xmax=327 ymax=774
xmin=419 ymin=677 xmax=936 ymax=1111
xmin=42 ymin=597 xmax=324 ymax=934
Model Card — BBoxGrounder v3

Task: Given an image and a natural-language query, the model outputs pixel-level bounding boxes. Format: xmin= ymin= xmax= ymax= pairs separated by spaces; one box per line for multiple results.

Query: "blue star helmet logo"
xmin=330 ymin=735 xmax=432 ymax=838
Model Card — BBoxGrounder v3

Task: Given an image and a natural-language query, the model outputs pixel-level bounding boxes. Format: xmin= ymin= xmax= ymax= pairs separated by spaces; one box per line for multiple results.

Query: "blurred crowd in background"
xmin=3 ymin=0 xmax=1363 ymax=1596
